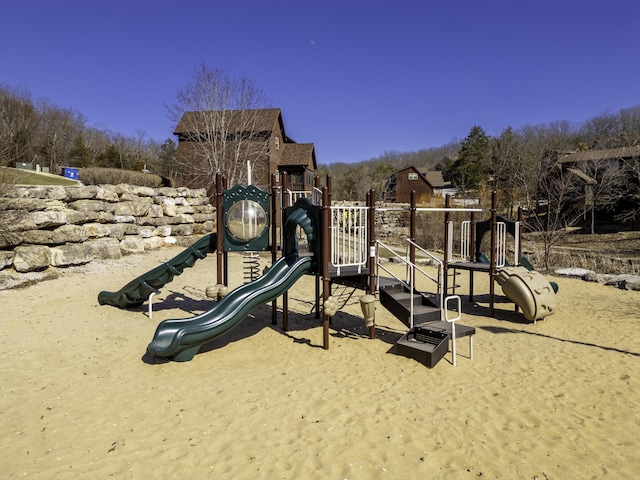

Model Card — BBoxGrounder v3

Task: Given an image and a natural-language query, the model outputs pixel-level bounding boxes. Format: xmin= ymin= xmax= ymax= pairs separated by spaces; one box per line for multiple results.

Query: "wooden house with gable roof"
xmin=554 ymin=146 xmax=640 ymax=230
xmin=174 ymin=108 xmax=316 ymax=191
xmin=389 ymin=166 xmax=446 ymax=203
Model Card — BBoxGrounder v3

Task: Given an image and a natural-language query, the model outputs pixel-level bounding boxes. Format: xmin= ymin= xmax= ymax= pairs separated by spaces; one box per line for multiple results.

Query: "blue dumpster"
xmin=61 ymin=167 xmax=79 ymax=180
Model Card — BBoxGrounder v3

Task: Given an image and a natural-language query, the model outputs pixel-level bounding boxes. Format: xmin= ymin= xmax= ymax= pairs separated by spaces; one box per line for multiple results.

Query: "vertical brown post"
xmin=470 ymin=211 xmax=476 ymax=261
xmin=517 ymin=206 xmax=523 ymax=265
xmin=469 ymin=210 xmax=476 ymax=301
xmin=271 ymin=173 xmax=278 ymax=325
xmin=223 ymin=176 xmax=229 ymax=287
xmin=314 ymin=176 xmax=321 ymax=319
xmin=322 ymin=186 xmax=331 ymax=349
xmin=489 ymin=190 xmax=497 ymax=317
xmin=367 ymin=189 xmax=376 ymax=339
xmin=410 ymin=190 xmax=416 ymax=265
xmin=282 ymin=172 xmax=289 ymax=331
xmin=443 ymin=194 xmax=451 ymax=296
xmin=215 ymin=173 xmax=224 ymax=286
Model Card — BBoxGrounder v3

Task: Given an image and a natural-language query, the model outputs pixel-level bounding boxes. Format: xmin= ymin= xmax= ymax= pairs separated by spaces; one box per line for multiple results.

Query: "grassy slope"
xmin=0 ymin=166 xmax=78 ymax=186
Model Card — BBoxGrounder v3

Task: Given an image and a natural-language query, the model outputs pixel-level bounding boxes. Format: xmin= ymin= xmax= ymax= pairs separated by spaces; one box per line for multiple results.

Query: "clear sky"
xmin=2 ymin=0 xmax=639 ymax=164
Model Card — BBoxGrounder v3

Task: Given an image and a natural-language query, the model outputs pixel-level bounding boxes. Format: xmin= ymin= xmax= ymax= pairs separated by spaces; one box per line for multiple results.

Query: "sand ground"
xmin=1 ymin=246 xmax=639 ymax=479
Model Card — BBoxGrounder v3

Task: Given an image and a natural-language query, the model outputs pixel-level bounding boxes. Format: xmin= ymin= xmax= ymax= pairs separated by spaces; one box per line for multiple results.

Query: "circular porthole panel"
xmin=225 ymin=199 xmax=267 ymax=243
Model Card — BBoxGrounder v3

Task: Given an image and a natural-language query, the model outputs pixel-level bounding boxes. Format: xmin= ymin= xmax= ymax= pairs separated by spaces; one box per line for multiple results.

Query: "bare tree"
xmin=570 ymin=159 xmax=628 ymax=234
xmin=166 ymin=65 xmax=271 ymax=191
xmin=0 ymin=85 xmax=39 ymax=166
xmin=525 ymin=159 xmax=584 ymax=271
xmin=616 ymin=156 xmax=640 ymax=223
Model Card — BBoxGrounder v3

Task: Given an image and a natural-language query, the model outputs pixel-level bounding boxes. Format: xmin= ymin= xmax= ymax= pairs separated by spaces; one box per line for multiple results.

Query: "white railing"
xmin=514 ymin=221 xmax=521 ymax=265
xmin=311 ymin=187 xmax=323 ymax=206
xmin=376 ymin=239 xmax=445 ymax=327
xmin=461 ymin=220 xmax=471 ymax=261
xmin=285 ymin=189 xmax=312 ymax=206
xmin=446 ymin=220 xmax=454 ymax=262
xmin=330 ymin=205 xmax=368 ymax=276
xmin=496 ymin=221 xmax=506 ymax=267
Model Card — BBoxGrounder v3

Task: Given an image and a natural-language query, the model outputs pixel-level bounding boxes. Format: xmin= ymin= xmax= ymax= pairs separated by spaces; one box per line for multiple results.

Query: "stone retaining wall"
xmin=0 ymin=184 xmax=215 ymax=273
xmin=0 ymin=187 xmax=415 ymax=278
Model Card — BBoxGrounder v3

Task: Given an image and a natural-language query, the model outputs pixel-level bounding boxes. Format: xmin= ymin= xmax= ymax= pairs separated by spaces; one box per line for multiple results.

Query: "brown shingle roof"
xmin=416 ymin=168 xmax=445 ymax=188
xmin=174 ymin=108 xmax=284 ymax=135
xmin=281 ymin=143 xmax=317 ymax=170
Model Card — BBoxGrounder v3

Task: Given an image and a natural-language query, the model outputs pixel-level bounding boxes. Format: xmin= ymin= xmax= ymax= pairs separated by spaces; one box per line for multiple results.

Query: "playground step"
xmin=379 ymin=288 xmax=441 ymax=328
xmin=331 ymin=274 xmax=370 ymax=290
xmin=394 ymin=326 xmax=450 ymax=368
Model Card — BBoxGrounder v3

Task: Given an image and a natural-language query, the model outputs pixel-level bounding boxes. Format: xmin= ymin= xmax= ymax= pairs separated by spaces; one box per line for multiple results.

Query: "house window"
xmin=408 ymin=173 xmax=418 ymax=180
xmin=275 ymin=170 xmax=280 ymax=183
xmin=275 ymin=137 xmax=280 ymax=150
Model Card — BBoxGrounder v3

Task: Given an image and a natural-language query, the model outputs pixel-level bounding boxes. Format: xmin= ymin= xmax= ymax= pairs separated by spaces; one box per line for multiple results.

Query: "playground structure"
xmin=98 ymin=174 xmax=557 ymax=366
xmin=442 ymin=191 xmax=557 ymax=323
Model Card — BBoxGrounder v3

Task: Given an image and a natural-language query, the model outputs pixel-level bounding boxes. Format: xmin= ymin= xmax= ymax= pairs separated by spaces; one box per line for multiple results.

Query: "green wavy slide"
xmin=147 ymin=254 xmax=312 ymax=362
xmin=98 ymin=233 xmax=218 ymax=309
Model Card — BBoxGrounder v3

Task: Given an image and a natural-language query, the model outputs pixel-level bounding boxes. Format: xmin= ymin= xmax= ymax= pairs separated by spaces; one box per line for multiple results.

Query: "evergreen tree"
xmin=446 ymin=125 xmax=491 ymax=192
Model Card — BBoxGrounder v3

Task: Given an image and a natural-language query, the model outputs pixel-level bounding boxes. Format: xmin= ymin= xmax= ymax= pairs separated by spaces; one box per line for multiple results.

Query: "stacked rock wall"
xmin=374 ymin=203 xmax=411 ymax=240
xmin=0 ymin=184 xmax=215 ymax=273
xmin=0 ymin=188 xmax=413 ymax=277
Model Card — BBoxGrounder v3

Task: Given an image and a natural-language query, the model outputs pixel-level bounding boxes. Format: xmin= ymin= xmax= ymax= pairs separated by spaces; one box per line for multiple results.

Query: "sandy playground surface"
xmin=1 ymin=245 xmax=640 ymax=479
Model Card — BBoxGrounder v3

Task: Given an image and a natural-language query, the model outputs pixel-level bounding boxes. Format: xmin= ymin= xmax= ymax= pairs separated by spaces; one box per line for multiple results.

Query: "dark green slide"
xmin=147 ymin=254 xmax=312 ymax=362
xmin=98 ymin=233 xmax=218 ymax=309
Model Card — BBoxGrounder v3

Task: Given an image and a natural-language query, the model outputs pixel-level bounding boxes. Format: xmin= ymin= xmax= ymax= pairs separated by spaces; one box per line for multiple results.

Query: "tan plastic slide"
xmin=495 ymin=266 xmax=557 ymax=322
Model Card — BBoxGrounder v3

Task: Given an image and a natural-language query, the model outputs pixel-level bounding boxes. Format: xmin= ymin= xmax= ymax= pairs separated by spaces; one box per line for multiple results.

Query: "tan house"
xmin=389 ymin=166 xmax=446 ymax=203
xmin=174 ymin=108 xmax=316 ymax=192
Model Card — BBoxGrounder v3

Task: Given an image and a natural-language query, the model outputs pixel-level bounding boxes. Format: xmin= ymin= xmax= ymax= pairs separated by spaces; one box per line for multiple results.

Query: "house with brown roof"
xmin=555 ymin=145 xmax=640 ymax=197
xmin=174 ymin=108 xmax=316 ymax=192
xmin=554 ymin=146 xmax=640 ymax=231
xmin=389 ymin=166 xmax=446 ymax=203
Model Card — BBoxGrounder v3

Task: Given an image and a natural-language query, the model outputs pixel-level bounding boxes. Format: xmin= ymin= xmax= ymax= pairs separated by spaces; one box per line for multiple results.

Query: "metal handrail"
xmin=376 ymin=240 xmax=416 ymax=326
xmin=405 ymin=239 xmax=444 ymax=316
xmin=376 ymin=239 xmax=445 ymax=327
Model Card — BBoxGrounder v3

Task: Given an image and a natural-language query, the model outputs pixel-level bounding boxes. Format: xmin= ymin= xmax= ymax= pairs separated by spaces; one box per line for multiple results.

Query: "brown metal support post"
xmin=489 ymin=191 xmax=497 ymax=317
xmin=367 ymin=189 xmax=376 ymax=339
xmin=321 ymin=186 xmax=331 ymax=349
xmin=223 ymin=176 xmax=229 ymax=286
xmin=314 ymin=176 xmax=321 ymax=319
xmin=215 ymin=173 xmax=224 ymax=286
xmin=469 ymin=211 xmax=476 ymax=301
xmin=410 ymin=190 xmax=416 ymax=265
xmin=282 ymin=172 xmax=289 ymax=331
xmin=470 ymin=211 xmax=476 ymax=262
xmin=443 ymin=194 xmax=451 ymax=296
xmin=271 ymin=173 xmax=279 ymax=325
xmin=517 ymin=206 xmax=523 ymax=265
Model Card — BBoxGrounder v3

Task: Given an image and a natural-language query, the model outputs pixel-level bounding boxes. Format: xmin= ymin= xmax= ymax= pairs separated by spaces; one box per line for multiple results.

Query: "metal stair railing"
xmin=406 ymin=239 xmax=445 ymax=319
xmin=376 ymin=239 xmax=445 ymax=328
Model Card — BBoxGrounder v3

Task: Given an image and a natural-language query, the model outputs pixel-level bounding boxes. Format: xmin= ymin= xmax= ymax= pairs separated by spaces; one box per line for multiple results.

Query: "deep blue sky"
xmin=2 ymin=0 xmax=639 ymax=164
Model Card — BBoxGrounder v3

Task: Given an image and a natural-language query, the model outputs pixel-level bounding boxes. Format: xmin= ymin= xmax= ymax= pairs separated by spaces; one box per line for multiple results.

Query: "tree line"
xmin=3 ymin=77 xmax=640 ymax=231
xmin=0 ymin=84 xmax=177 ymax=179
xmin=323 ymin=107 xmax=640 ymax=226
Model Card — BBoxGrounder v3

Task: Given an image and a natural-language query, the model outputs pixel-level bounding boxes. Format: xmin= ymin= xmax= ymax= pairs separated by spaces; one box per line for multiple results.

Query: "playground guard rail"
xmin=330 ymin=204 xmax=369 ymax=275
xmin=284 ymin=187 xmax=323 ymax=207
xmin=284 ymin=189 xmax=311 ymax=205
xmin=376 ymin=239 xmax=445 ymax=327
